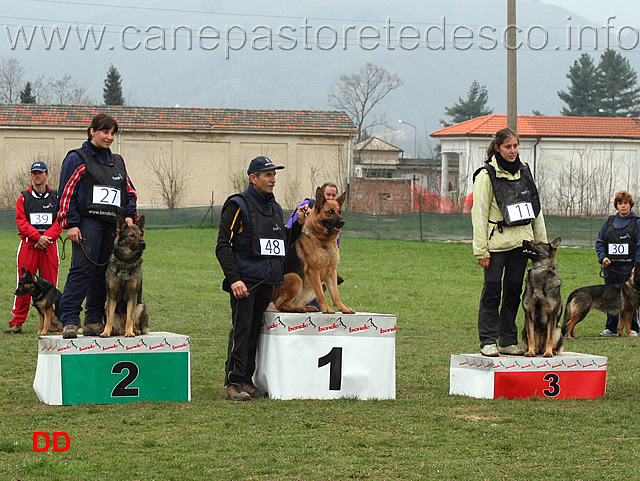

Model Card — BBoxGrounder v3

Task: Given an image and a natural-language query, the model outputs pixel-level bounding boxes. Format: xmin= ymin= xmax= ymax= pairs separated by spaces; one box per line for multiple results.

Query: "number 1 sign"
xmin=254 ymin=312 xmax=397 ymax=400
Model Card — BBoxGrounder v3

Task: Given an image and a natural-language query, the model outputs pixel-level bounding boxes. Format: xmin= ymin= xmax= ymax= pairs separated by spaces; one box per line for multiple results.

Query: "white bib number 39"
xmin=506 ymin=202 xmax=534 ymax=223
xmin=92 ymin=185 xmax=121 ymax=206
xmin=260 ymin=238 xmax=285 ymax=256
xmin=29 ymin=212 xmax=52 ymax=225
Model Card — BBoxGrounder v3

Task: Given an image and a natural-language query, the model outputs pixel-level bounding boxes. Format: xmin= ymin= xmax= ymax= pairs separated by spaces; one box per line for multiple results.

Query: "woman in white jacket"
xmin=471 ymin=128 xmax=547 ymax=357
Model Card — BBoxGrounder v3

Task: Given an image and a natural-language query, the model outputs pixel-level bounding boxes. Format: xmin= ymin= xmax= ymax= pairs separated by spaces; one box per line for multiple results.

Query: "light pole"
xmin=398 ymin=119 xmax=417 ymax=159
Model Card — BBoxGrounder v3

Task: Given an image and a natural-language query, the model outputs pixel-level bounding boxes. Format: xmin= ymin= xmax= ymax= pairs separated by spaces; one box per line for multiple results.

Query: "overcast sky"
xmin=543 ymin=1 xmax=640 ymax=26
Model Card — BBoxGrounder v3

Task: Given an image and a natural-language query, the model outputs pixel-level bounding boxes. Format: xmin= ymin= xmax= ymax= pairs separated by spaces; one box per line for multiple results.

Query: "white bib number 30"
xmin=609 ymin=243 xmax=629 ymax=255
xmin=260 ymin=238 xmax=286 ymax=256
xmin=92 ymin=186 xmax=121 ymax=206
xmin=506 ymin=202 xmax=535 ymax=223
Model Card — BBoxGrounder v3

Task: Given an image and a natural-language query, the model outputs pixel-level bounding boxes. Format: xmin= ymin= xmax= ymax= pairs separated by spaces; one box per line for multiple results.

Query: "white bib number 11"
xmin=506 ymin=202 xmax=534 ymax=222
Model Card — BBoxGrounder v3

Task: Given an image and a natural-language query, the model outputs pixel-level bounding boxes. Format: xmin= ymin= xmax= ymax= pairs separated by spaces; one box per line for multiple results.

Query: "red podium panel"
xmin=450 ymin=352 xmax=607 ymax=399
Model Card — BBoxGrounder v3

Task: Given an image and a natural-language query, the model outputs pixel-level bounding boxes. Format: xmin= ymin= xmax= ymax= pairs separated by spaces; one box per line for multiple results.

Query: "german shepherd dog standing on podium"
xmin=521 ymin=237 xmax=564 ymax=357
xmin=100 ymin=216 xmax=149 ymax=337
xmin=272 ymin=187 xmax=355 ymax=314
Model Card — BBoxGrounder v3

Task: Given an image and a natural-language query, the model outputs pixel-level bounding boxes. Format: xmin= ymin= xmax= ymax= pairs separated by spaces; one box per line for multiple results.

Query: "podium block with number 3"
xmin=449 ymin=351 xmax=607 ymax=399
xmin=254 ymin=312 xmax=396 ymax=400
xmin=33 ymin=332 xmax=191 ymax=405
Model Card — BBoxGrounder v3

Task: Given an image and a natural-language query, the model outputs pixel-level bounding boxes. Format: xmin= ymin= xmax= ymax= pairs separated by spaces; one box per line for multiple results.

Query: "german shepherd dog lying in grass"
xmin=272 ymin=187 xmax=355 ymax=314
xmin=15 ymin=268 xmax=63 ymax=335
xmin=101 ymin=216 xmax=149 ymax=338
xmin=563 ymin=262 xmax=640 ymax=338
xmin=521 ymin=238 xmax=564 ymax=357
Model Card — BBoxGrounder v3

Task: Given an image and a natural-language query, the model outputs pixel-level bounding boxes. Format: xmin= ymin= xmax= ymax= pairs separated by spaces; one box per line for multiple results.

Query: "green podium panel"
xmin=34 ymin=332 xmax=191 ymax=405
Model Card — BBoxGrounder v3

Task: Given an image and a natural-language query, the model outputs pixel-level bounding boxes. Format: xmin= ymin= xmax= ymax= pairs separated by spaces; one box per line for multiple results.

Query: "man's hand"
xmin=296 ymin=205 xmax=309 ymax=225
xmin=602 ymin=257 xmax=611 ymax=267
xmin=35 ymin=235 xmax=52 ymax=250
xmin=478 ymin=258 xmax=490 ymax=268
xmin=67 ymin=227 xmax=82 ymax=244
xmin=231 ymin=280 xmax=249 ymax=299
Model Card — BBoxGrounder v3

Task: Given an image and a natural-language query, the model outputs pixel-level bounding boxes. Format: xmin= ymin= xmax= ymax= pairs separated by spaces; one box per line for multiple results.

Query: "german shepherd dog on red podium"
xmin=100 ymin=216 xmax=149 ymax=338
xmin=521 ymin=238 xmax=564 ymax=357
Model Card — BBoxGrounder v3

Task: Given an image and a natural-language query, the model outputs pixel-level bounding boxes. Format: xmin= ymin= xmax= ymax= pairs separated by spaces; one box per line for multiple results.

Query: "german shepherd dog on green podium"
xmin=101 ymin=216 xmax=149 ymax=338
xmin=521 ymin=238 xmax=563 ymax=357
xmin=563 ymin=262 xmax=640 ymax=338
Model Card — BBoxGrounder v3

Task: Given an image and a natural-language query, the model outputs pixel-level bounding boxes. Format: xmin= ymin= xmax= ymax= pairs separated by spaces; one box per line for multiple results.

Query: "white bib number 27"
xmin=260 ymin=238 xmax=285 ymax=256
xmin=92 ymin=185 xmax=121 ymax=207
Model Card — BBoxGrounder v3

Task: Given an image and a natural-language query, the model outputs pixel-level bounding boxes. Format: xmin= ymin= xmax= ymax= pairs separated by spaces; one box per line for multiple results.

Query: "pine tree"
xmin=441 ymin=81 xmax=493 ymax=126
xmin=20 ymin=82 xmax=36 ymax=103
xmin=103 ymin=64 xmax=124 ymax=106
xmin=557 ymin=54 xmax=602 ymax=116
xmin=596 ymin=50 xmax=640 ymax=117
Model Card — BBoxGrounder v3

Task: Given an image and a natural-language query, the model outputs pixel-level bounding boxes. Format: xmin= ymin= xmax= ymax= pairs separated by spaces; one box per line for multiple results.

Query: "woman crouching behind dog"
xmin=471 ymin=128 xmax=548 ymax=357
xmin=595 ymin=190 xmax=640 ymax=337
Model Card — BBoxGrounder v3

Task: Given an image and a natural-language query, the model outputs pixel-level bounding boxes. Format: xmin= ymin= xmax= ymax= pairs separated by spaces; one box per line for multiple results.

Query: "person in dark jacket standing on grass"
xmin=216 ymin=156 xmax=305 ymax=401
xmin=595 ymin=190 xmax=640 ymax=337
xmin=56 ymin=113 xmax=139 ymax=339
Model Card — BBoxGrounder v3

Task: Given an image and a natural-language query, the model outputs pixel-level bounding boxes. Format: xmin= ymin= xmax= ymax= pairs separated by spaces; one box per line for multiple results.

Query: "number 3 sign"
xmin=255 ymin=312 xmax=397 ymax=400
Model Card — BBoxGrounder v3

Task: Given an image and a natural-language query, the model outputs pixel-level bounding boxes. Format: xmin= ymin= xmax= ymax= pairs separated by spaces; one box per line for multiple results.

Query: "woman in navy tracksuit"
xmin=56 ymin=113 xmax=138 ymax=339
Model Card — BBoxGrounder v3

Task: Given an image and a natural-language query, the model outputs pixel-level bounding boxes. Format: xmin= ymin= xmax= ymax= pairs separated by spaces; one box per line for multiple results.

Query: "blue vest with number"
xmin=224 ymin=190 xmax=286 ymax=286
xmin=23 ymin=187 xmax=57 ymax=233
xmin=604 ymin=215 xmax=636 ymax=265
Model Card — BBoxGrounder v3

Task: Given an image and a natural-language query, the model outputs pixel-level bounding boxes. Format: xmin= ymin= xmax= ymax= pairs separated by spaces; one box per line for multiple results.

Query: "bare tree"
xmin=328 ymin=63 xmax=402 ymax=141
xmin=146 ymin=150 xmax=191 ymax=209
xmin=0 ymin=153 xmax=60 ymax=209
xmin=0 ymin=57 xmax=25 ymax=103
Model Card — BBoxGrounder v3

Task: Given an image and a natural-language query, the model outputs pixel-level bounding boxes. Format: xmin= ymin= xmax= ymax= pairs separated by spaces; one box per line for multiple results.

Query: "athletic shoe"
xmin=226 ymin=384 xmax=251 ymax=401
xmin=632 ymin=331 xmax=638 ymax=337
xmin=241 ymin=382 xmax=268 ymax=399
xmin=499 ymin=344 xmax=524 ymax=355
xmin=480 ymin=343 xmax=499 ymax=357
xmin=4 ymin=325 xmax=22 ymax=334
xmin=600 ymin=329 xmax=617 ymax=337
xmin=62 ymin=325 xmax=78 ymax=339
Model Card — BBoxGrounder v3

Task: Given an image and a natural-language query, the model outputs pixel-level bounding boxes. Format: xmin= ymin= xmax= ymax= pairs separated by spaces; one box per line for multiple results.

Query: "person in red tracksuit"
xmin=5 ymin=161 xmax=62 ymax=334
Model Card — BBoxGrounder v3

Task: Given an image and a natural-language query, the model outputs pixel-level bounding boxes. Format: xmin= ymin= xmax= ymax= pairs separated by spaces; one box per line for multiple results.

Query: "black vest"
xmin=71 ymin=148 xmax=128 ymax=223
xmin=603 ymin=215 xmax=637 ymax=265
xmin=22 ymin=188 xmax=57 ymax=233
xmin=223 ymin=192 xmax=286 ymax=286
xmin=475 ymin=163 xmax=541 ymax=227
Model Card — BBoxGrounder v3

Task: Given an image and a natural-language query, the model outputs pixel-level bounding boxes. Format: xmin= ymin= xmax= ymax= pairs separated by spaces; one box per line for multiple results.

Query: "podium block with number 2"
xmin=254 ymin=312 xmax=396 ymax=400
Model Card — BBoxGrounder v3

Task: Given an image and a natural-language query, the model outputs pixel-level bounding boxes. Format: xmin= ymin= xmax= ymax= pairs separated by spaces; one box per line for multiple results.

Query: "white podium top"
xmin=37 ymin=331 xmax=190 ymax=355
xmin=450 ymin=351 xmax=608 ymax=372
xmin=262 ymin=312 xmax=397 ymax=338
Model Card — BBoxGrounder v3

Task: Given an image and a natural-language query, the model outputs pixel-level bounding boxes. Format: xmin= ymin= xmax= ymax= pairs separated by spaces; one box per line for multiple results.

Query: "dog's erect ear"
xmin=116 ymin=216 xmax=127 ymax=234
xmin=550 ymin=237 xmax=561 ymax=249
xmin=337 ymin=191 xmax=347 ymax=208
xmin=21 ymin=267 xmax=26 ymax=275
xmin=137 ymin=215 xmax=145 ymax=231
xmin=314 ymin=186 xmax=325 ymax=211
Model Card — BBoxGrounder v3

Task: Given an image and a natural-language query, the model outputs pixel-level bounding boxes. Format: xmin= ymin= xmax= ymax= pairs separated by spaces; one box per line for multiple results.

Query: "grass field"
xmin=2 ymin=228 xmax=640 ymax=480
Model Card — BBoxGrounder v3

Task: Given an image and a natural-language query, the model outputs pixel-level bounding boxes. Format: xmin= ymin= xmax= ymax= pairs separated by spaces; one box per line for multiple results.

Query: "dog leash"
xmin=60 ymin=236 xmax=110 ymax=267
xmin=600 ymin=265 xmax=631 ymax=278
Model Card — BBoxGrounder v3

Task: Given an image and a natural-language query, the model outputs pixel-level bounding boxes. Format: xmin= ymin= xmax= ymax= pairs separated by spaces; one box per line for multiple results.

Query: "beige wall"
xmin=0 ymin=127 xmax=353 ymax=210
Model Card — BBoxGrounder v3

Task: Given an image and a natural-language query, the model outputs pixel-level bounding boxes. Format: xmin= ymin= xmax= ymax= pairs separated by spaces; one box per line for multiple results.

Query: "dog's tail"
xmin=561 ymin=293 xmax=574 ymax=336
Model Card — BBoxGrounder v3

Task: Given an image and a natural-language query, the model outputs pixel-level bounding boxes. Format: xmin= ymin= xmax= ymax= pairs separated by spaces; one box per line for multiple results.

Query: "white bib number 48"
xmin=260 ymin=238 xmax=285 ymax=256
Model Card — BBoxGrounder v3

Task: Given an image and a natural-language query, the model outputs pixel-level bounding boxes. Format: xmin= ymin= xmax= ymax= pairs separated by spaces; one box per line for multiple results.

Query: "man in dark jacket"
xmin=216 ymin=156 xmax=304 ymax=401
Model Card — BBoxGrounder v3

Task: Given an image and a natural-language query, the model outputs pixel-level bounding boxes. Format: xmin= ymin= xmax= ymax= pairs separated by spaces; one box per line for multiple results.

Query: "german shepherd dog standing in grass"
xmin=15 ymin=268 xmax=64 ymax=335
xmin=521 ymin=238 xmax=564 ymax=357
xmin=100 ymin=216 xmax=149 ymax=337
xmin=563 ymin=262 xmax=640 ymax=338
xmin=272 ymin=187 xmax=355 ymax=314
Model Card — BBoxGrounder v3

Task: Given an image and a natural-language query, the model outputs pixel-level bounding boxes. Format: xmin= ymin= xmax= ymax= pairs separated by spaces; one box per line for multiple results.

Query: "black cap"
xmin=247 ymin=156 xmax=285 ymax=175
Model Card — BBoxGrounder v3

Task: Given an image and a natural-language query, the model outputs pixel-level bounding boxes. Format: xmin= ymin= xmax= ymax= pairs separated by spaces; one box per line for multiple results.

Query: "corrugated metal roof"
xmin=431 ymin=114 xmax=640 ymax=139
xmin=0 ymin=104 xmax=357 ymax=134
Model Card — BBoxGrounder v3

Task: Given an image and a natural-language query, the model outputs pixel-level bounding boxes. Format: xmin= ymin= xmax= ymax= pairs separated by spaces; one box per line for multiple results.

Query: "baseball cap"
xmin=247 ymin=156 xmax=285 ymax=175
xmin=31 ymin=161 xmax=48 ymax=172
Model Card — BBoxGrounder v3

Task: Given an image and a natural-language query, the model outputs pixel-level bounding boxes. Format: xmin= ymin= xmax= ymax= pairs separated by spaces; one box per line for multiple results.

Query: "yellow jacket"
xmin=471 ymin=159 xmax=547 ymax=259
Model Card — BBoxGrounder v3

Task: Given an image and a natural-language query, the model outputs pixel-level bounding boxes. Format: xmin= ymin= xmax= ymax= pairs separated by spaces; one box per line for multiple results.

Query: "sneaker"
xmin=62 ymin=325 xmax=78 ymax=339
xmin=241 ymin=382 xmax=268 ymax=399
xmin=4 ymin=325 xmax=22 ymax=334
xmin=480 ymin=343 xmax=499 ymax=357
xmin=82 ymin=322 xmax=105 ymax=336
xmin=226 ymin=384 xmax=251 ymax=401
xmin=632 ymin=331 xmax=638 ymax=337
xmin=600 ymin=329 xmax=617 ymax=337
xmin=499 ymin=344 xmax=524 ymax=355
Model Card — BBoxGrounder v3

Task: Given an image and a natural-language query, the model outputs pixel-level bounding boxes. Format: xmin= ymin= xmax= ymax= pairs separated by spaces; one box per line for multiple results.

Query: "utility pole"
xmin=507 ymin=0 xmax=517 ymax=132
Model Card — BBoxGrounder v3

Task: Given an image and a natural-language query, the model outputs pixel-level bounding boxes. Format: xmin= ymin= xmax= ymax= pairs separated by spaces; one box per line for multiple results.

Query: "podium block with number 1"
xmin=254 ymin=312 xmax=396 ymax=400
